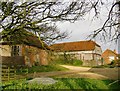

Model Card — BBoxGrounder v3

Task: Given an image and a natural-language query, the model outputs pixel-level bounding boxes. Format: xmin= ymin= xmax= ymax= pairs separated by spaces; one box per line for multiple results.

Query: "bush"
xmin=72 ymin=59 xmax=83 ymax=66
xmin=49 ymin=56 xmax=65 ymax=65
xmin=52 ymin=57 xmax=83 ymax=66
xmin=109 ymin=60 xmax=115 ymax=65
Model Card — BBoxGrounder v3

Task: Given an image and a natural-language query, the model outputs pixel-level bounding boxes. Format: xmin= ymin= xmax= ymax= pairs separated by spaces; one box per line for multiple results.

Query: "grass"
xmin=1 ymin=78 xmax=119 ymax=90
xmin=16 ymin=65 xmax=68 ymax=74
xmin=28 ymin=65 xmax=68 ymax=73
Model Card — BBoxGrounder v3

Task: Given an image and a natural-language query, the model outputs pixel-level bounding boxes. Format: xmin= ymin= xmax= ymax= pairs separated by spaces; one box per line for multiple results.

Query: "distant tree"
xmin=0 ymin=0 xmax=120 ymax=44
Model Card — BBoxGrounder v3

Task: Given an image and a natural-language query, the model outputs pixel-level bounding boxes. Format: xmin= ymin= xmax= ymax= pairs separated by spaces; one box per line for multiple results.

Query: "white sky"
xmin=56 ymin=0 xmax=118 ymax=53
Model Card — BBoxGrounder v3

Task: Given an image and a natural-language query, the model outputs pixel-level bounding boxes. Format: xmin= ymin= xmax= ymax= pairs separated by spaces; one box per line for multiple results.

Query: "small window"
xmin=11 ymin=45 xmax=20 ymax=56
xmin=109 ymin=56 xmax=115 ymax=61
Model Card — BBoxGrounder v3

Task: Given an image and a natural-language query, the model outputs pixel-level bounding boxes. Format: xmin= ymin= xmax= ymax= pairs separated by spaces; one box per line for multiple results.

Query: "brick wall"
xmin=39 ymin=50 xmax=48 ymax=65
xmin=102 ymin=50 xmax=117 ymax=65
xmin=1 ymin=56 xmax=25 ymax=66
xmin=22 ymin=45 xmax=48 ymax=66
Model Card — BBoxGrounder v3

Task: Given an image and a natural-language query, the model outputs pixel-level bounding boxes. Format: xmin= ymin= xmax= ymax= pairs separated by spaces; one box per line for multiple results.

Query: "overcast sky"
xmin=56 ymin=0 xmax=118 ymax=53
xmin=0 ymin=0 xmax=118 ymax=53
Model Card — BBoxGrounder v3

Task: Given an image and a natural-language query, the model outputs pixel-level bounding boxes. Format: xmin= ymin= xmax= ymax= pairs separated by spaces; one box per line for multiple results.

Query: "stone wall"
xmin=82 ymin=60 xmax=96 ymax=66
xmin=82 ymin=60 xmax=102 ymax=66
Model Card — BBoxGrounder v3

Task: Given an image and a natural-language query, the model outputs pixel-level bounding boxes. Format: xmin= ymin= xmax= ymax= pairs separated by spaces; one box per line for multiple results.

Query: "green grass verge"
xmin=16 ymin=65 xmax=68 ymax=74
xmin=1 ymin=78 xmax=119 ymax=90
xmin=28 ymin=65 xmax=69 ymax=73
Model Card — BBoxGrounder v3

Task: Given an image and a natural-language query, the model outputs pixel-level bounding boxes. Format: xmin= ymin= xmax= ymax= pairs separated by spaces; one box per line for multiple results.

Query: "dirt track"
xmin=26 ymin=65 xmax=119 ymax=80
xmin=59 ymin=65 xmax=119 ymax=80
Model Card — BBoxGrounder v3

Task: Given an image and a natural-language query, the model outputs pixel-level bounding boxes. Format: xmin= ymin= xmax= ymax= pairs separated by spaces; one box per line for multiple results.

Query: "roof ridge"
xmin=104 ymin=49 xmax=118 ymax=55
xmin=51 ymin=40 xmax=100 ymax=47
xmin=52 ymin=40 xmax=95 ymax=44
xmin=0 ymin=30 xmax=50 ymax=50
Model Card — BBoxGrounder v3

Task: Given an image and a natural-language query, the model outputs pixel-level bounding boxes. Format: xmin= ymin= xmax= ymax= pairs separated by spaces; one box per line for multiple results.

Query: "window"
xmin=109 ymin=56 xmax=115 ymax=61
xmin=11 ymin=45 xmax=20 ymax=56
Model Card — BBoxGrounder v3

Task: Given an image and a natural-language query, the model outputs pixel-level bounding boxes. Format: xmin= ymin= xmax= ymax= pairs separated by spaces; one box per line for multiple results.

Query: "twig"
xmin=108 ymin=80 xmax=119 ymax=86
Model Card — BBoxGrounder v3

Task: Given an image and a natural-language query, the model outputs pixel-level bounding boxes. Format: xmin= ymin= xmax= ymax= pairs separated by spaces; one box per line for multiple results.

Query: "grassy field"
xmin=1 ymin=78 xmax=119 ymax=90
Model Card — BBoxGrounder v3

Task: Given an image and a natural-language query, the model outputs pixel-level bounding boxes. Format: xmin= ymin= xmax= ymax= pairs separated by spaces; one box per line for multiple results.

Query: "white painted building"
xmin=50 ymin=40 xmax=102 ymax=66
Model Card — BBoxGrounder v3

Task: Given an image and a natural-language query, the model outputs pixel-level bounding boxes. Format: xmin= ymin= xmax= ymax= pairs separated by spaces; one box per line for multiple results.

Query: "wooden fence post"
xmin=14 ymin=67 xmax=16 ymax=80
xmin=8 ymin=66 xmax=10 ymax=81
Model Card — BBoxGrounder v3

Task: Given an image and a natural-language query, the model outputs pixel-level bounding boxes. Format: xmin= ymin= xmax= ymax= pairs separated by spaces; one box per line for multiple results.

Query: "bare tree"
xmin=35 ymin=24 xmax=68 ymax=44
xmin=0 ymin=1 xmax=93 ymax=44
xmin=0 ymin=0 xmax=120 ymax=44
xmin=89 ymin=0 xmax=120 ymax=42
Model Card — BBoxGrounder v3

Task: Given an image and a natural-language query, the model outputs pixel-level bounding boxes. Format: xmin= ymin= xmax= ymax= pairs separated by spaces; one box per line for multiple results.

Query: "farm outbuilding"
xmin=0 ymin=30 xmax=49 ymax=66
xmin=50 ymin=40 xmax=102 ymax=66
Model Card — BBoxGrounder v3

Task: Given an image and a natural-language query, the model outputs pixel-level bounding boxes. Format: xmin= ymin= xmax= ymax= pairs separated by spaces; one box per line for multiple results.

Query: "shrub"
xmin=72 ymin=59 xmax=83 ymax=66
xmin=52 ymin=57 xmax=83 ymax=66
xmin=109 ymin=61 xmax=115 ymax=65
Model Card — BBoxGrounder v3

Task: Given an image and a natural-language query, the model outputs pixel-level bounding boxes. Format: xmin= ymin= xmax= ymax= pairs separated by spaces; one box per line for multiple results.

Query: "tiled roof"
xmin=50 ymin=40 xmax=100 ymax=52
xmin=0 ymin=30 xmax=50 ymax=50
xmin=102 ymin=49 xmax=118 ymax=57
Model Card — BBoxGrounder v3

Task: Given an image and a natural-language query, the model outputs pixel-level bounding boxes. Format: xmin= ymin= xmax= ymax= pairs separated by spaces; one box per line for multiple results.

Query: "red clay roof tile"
xmin=50 ymin=40 xmax=100 ymax=51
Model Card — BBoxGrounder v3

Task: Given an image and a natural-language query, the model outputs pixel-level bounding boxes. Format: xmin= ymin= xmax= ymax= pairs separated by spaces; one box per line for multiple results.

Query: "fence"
xmin=2 ymin=65 xmax=16 ymax=82
xmin=2 ymin=65 xmax=28 ymax=82
xmin=1 ymin=56 xmax=27 ymax=82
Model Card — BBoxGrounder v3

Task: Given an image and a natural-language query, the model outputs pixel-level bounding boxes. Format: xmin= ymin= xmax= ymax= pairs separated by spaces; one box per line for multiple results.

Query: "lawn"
xmin=1 ymin=78 xmax=119 ymax=90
